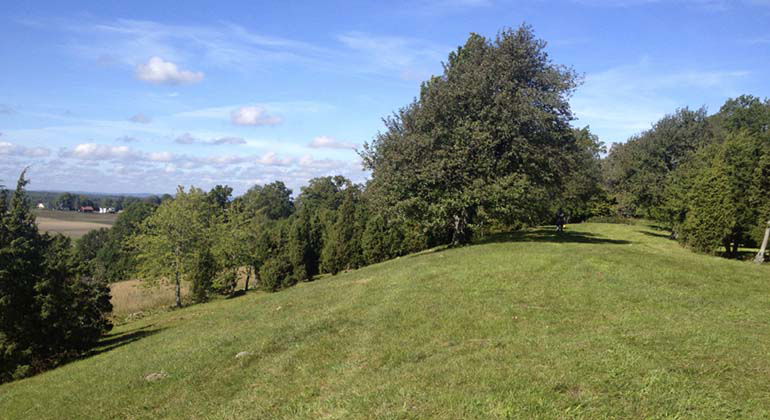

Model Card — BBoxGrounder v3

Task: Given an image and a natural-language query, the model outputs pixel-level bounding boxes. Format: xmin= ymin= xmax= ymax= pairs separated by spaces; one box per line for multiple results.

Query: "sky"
xmin=1 ymin=0 xmax=768 ymax=195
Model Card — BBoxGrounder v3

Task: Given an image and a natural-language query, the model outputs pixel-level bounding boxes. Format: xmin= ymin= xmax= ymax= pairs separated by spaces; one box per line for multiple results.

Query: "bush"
xmin=259 ymin=255 xmax=294 ymax=292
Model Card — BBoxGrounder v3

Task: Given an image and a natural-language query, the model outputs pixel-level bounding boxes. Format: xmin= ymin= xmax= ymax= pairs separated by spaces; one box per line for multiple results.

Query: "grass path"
xmin=1 ymin=223 xmax=769 ymax=419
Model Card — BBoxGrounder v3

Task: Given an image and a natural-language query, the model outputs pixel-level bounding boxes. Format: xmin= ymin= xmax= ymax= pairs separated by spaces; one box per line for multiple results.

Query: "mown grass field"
xmin=1 ymin=222 xmax=769 ymax=419
xmin=33 ymin=209 xmax=117 ymax=239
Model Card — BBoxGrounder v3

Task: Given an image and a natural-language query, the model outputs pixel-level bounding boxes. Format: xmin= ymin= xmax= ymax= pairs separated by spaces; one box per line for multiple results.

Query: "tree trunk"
xmin=731 ymin=234 xmax=739 ymax=257
xmin=244 ymin=267 xmax=251 ymax=292
xmin=174 ymin=270 xmax=182 ymax=308
xmin=723 ymin=238 xmax=732 ymax=257
xmin=451 ymin=212 xmax=468 ymax=247
xmin=755 ymin=221 xmax=770 ymax=264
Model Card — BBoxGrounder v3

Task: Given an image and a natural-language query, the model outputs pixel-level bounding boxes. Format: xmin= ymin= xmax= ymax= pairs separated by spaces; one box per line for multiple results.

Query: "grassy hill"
xmin=1 ymin=222 xmax=769 ymax=419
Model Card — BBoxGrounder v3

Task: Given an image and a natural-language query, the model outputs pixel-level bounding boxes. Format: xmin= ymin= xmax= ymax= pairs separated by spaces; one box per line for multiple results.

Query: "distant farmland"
xmin=34 ymin=209 xmax=117 ymax=239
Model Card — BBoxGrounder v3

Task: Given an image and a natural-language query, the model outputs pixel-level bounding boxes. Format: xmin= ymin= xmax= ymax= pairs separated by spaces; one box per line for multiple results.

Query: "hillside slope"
xmin=1 ymin=223 xmax=769 ymax=419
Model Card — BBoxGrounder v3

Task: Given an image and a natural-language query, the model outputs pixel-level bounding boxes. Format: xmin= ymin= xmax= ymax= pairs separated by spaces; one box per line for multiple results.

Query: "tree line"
xmin=603 ymin=95 xmax=770 ymax=260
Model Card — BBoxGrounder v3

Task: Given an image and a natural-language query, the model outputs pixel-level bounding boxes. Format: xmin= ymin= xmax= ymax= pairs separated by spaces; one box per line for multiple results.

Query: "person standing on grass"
xmin=556 ymin=208 xmax=566 ymax=232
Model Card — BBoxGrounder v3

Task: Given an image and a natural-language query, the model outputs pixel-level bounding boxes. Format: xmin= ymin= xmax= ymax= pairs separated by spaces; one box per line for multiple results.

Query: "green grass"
xmin=1 ymin=222 xmax=769 ymax=419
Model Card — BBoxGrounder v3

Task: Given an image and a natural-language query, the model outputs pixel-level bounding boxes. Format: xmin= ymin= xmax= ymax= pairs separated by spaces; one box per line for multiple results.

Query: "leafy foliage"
xmin=362 ymin=25 xmax=582 ymax=244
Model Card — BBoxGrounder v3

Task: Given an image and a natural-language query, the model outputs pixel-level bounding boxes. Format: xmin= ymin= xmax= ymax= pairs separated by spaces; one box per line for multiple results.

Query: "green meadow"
xmin=1 ymin=222 xmax=769 ymax=419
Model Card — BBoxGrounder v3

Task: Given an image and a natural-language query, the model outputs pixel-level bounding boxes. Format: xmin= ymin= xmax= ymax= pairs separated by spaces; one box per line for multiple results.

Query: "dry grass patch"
xmin=110 ymin=279 xmax=188 ymax=323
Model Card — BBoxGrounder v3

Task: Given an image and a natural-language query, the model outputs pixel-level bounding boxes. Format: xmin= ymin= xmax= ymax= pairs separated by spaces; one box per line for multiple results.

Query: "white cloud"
xmin=256 ymin=152 xmax=293 ymax=166
xmin=3 ymin=141 xmax=369 ymax=195
xmin=309 ymin=135 xmax=357 ymax=150
xmin=64 ymin=143 xmax=139 ymax=160
xmin=148 ymin=151 xmax=174 ymax=162
xmin=135 ymin=56 xmax=204 ymax=85
xmin=231 ymin=106 xmax=282 ymax=126
xmin=129 ymin=113 xmax=151 ymax=123
xmin=0 ymin=142 xmax=51 ymax=157
xmin=0 ymin=104 xmax=16 ymax=115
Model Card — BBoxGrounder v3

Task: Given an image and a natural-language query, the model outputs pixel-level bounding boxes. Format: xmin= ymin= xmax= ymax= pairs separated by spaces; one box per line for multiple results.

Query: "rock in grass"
xmin=144 ymin=371 xmax=168 ymax=382
xmin=235 ymin=351 xmax=252 ymax=359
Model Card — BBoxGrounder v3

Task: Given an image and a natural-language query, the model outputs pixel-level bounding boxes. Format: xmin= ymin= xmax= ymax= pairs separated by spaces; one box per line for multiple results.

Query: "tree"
xmin=603 ymin=108 xmax=712 ymax=220
xmin=240 ymin=181 xmax=294 ymax=220
xmin=75 ymin=227 xmax=111 ymax=275
xmin=207 ymin=185 xmax=233 ymax=210
xmin=259 ymin=220 xmax=295 ymax=291
xmin=679 ymin=130 xmax=765 ymax=256
xmin=321 ymin=187 xmax=365 ymax=274
xmin=54 ymin=192 xmax=76 ymax=211
xmin=91 ymin=201 xmax=157 ymax=283
xmin=557 ymin=126 xmax=609 ymax=222
xmin=362 ymin=212 xmax=406 ymax=264
xmin=286 ymin=209 xmax=323 ymax=282
xmin=1 ymin=171 xmax=112 ymax=383
xmin=190 ymin=249 xmax=217 ymax=303
xmin=133 ymin=186 xmax=215 ymax=307
xmin=362 ymin=25 xmax=579 ymax=245
xmin=296 ymin=176 xmax=352 ymax=212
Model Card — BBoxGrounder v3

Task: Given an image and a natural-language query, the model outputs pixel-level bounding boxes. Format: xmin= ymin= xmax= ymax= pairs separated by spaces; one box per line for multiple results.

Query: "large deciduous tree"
xmin=362 ymin=25 xmax=580 ymax=245
xmin=133 ymin=186 xmax=215 ymax=307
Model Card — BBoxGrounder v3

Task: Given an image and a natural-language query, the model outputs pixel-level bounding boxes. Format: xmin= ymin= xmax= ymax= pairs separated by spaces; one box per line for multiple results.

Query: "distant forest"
xmin=18 ymin=190 xmax=173 ymax=211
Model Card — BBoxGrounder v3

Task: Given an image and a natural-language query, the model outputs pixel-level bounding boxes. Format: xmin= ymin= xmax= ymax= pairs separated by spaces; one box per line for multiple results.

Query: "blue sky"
xmin=1 ymin=0 xmax=768 ymax=194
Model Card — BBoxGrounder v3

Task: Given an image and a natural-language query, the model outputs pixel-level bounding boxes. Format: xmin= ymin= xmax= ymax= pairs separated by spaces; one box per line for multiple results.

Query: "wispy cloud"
xmin=231 ymin=106 xmax=282 ymax=126
xmin=175 ymin=133 xmax=247 ymax=145
xmin=571 ymin=57 xmax=751 ymax=143
xmin=0 ymin=104 xmax=17 ymax=115
xmin=32 ymin=18 xmax=448 ymax=82
xmin=309 ymin=135 xmax=358 ymax=150
xmin=337 ymin=32 xmax=447 ymax=80
xmin=0 ymin=141 xmax=51 ymax=158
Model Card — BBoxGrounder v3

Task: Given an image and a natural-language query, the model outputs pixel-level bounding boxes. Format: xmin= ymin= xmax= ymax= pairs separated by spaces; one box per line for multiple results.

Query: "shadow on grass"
xmin=479 ymin=228 xmax=632 ymax=246
xmin=638 ymin=230 xmax=673 ymax=239
xmin=86 ymin=325 xmax=166 ymax=358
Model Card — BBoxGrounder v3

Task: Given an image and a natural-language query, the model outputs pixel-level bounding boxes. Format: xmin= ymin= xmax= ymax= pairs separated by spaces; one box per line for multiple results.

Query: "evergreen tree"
xmin=321 ymin=187 xmax=364 ymax=274
xmin=191 ymin=250 xmax=218 ymax=303
xmin=0 ymin=171 xmax=112 ymax=383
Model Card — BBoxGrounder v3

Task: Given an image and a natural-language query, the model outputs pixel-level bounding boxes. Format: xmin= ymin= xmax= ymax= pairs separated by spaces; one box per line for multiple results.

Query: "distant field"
xmin=34 ymin=209 xmax=117 ymax=239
